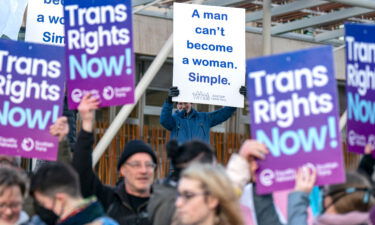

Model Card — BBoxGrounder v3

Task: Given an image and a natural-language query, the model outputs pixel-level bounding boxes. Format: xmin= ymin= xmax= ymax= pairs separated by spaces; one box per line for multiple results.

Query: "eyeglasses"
xmin=125 ymin=162 xmax=156 ymax=170
xmin=176 ymin=191 xmax=208 ymax=202
xmin=0 ymin=202 xmax=22 ymax=210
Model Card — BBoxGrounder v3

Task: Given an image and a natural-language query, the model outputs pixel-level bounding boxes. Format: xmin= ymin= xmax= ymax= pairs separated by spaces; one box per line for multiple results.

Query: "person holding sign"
xmin=246 ymin=150 xmax=375 ymax=225
xmin=160 ymin=86 xmax=246 ymax=144
xmin=286 ymin=171 xmax=375 ymax=225
xmin=72 ymin=94 xmax=155 ymax=225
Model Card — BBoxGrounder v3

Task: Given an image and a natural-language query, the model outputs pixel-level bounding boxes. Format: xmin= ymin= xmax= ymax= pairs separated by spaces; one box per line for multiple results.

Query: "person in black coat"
xmin=72 ymin=94 xmax=156 ymax=225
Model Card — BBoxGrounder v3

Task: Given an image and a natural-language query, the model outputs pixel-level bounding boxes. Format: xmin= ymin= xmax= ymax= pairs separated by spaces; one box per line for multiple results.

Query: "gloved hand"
xmin=168 ymin=86 xmax=180 ymax=97
xmin=239 ymin=86 xmax=247 ymax=97
xmin=167 ymin=86 xmax=179 ymax=103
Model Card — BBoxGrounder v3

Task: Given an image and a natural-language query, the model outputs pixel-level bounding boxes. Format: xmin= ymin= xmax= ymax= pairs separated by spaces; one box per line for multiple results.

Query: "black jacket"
xmin=358 ymin=154 xmax=375 ymax=184
xmin=72 ymin=130 xmax=151 ymax=225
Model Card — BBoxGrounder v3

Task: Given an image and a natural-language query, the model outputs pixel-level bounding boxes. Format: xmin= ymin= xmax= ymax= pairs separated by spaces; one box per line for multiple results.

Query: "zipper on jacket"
xmin=176 ymin=123 xmax=180 ymax=137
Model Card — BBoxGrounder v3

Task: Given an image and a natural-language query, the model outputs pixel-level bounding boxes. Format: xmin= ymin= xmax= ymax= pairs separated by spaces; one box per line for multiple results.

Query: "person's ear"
xmin=55 ymin=193 xmax=66 ymax=203
xmin=207 ymin=195 xmax=219 ymax=210
xmin=120 ymin=164 xmax=127 ymax=177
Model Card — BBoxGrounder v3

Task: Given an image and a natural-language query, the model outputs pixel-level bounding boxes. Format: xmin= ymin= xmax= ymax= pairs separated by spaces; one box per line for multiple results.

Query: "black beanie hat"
xmin=117 ymin=140 xmax=157 ymax=171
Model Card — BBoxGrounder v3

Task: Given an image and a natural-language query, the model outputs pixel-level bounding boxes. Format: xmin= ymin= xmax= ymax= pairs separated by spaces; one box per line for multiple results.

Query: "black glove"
xmin=169 ymin=86 xmax=180 ymax=97
xmin=239 ymin=86 xmax=247 ymax=97
xmin=167 ymin=86 xmax=180 ymax=103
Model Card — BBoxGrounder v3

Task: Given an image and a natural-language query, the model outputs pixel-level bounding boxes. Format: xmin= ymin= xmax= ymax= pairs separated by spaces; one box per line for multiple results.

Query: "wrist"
xmin=82 ymin=121 xmax=93 ymax=132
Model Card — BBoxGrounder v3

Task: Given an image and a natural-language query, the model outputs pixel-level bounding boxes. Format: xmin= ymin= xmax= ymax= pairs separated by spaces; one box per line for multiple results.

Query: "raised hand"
xmin=78 ymin=93 xmax=100 ymax=132
xmin=49 ymin=116 xmax=69 ymax=142
xmin=294 ymin=167 xmax=317 ymax=193
xmin=238 ymin=140 xmax=269 ymax=182
xmin=168 ymin=86 xmax=180 ymax=97
xmin=239 ymin=85 xmax=247 ymax=97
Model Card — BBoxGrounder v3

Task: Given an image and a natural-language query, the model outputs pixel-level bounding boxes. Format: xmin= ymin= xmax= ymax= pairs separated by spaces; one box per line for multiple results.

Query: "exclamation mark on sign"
xmin=328 ymin=116 xmax=338 ymax=148
xmin=125 ymin=48 xmax=132 ymax=75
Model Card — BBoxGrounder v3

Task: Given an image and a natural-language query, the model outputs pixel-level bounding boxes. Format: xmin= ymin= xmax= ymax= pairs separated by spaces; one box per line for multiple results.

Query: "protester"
xmin=149 ymin=139 xmax=269 ymax=225
xmin=30 ymin=162 xmax=118 ymax=225
xmin=234 ymin=140 xmax=286 ymax=225
xmin=72 ymin=94 xmax=155 ymax=225
xmin=241 ymin=139 xmax=375 ymax=225
xmin=358 ymin=144 xmax=375 ymax=184
xmin=160 ymin=86 xmax=246 ymax=144
xmin=175 ymin=163 xmax=244 ymax=225
xmin=0 ymin=116 xmax=70 ymax=225
xmin=0 ymin=167 xmax=29 ymax=225
xmin=287 ymin=170 xmax=375 ymax=225
xmin=148 ymin=139 xmax=216 ymax=225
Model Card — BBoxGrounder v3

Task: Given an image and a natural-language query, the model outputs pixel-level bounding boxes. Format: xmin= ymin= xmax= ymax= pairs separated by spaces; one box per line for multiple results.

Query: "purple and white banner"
xmin=64 ymin=0 xmax=135 ymax=109
xmin=345 ymin=23 xmax=375 ymax=155
xmin=247 ymin=46 xmax=345 ymax=194
xmin=0 ymin=39 xmax=65 ymax=160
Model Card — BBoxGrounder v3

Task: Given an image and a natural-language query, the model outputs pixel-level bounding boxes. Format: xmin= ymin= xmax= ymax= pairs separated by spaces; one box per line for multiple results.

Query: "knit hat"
xmin=117 ymin=140 xmax=157 ymax=170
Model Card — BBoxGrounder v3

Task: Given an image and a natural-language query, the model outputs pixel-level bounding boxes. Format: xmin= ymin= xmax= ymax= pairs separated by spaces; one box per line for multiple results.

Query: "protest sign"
xmin=25 ymin=0 xmax=64 ymax=46
xmin=0 ymin=0 xmax=28 ymax=40
xmin=345 ymin=23 xmax=375 ymax=154
xmin=0 ymin=39 xmax=65 ymax=160
xmin=64 ymin=0 xmax=135 ymax=109
xmin=247 ymin=46 xmax=345 ymax=194
xmin=173 ymin=3 xmax=245 ymax=107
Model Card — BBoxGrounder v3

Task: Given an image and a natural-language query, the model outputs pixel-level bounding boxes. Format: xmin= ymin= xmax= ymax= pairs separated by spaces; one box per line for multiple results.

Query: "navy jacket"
xmin=160 ymin=101 xmax=236 ymax=143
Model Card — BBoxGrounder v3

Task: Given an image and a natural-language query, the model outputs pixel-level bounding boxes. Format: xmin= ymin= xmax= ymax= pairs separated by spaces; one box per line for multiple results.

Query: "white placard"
xmin=173 ymin=3 xmax=245 ymax=107
xmin=25 ymin=0 xmax=64 ymax=46
xmin=0 ymin=0 xmax=28 ymax=40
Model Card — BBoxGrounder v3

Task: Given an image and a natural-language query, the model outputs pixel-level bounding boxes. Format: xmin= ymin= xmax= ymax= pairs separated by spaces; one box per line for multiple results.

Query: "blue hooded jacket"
xmin=160 ymin=101 xmax=236 ymax=144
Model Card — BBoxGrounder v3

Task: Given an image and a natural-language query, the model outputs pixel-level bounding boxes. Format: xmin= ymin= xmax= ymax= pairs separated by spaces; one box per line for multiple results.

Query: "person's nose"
xmin=175 ymin=196 xmax=183 ymax=208
xmin=139 ymin=164 xmax=149 ymax=173
xmin=3 ymin=207 xmax=13 ymax=217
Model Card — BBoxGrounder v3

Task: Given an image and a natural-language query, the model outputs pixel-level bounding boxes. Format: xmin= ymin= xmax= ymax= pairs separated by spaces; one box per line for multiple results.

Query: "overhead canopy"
xmin=132 ymin=0 xmax=375 ymax=46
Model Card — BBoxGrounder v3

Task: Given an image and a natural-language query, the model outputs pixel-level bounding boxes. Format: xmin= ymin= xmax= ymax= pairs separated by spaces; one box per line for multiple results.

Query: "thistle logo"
xmin=21 ymin=138 xmax=34 ymax=152
xmin=103 ymin=86 xmax=114 ymax=100
xmin=259 ymin=169 xmax=275 ymax=187
xmin=71 ymin=89 xmax=83 ymax=103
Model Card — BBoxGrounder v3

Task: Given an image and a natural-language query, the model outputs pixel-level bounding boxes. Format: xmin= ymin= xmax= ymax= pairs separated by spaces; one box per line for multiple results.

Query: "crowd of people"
xmin=0 ymin=88 xmax=375 ymax=225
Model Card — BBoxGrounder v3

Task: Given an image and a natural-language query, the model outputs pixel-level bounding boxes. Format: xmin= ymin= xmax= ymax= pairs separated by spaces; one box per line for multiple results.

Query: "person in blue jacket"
xmin=160 ymin=86 xmax=246 ymax=144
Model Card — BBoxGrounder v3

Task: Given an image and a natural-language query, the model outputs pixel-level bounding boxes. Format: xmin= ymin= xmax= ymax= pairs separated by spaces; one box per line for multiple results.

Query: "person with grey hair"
xmin=0 ymin=167 xmax=29 ymax=225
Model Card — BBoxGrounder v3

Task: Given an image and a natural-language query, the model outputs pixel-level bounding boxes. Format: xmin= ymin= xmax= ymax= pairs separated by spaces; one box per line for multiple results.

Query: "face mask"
xmin=34 ymin=200 xmax=59 ymax=225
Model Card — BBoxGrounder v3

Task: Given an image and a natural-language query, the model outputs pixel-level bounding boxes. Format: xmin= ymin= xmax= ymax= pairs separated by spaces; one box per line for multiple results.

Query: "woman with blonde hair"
xmin=175 ymin=163 xmax=244 ymax=225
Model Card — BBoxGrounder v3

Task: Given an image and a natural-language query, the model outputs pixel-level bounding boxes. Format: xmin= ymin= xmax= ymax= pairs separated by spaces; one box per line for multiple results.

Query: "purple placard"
xmin=0 ymin=39 xmax=65 ymax=160
xmin=345 ymin=23 xmax=375 ymax=154
xmin=64 ymin=0 xmax=135 ymax=109
xmin=246 ymin=46 xmax=345 ymax=194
